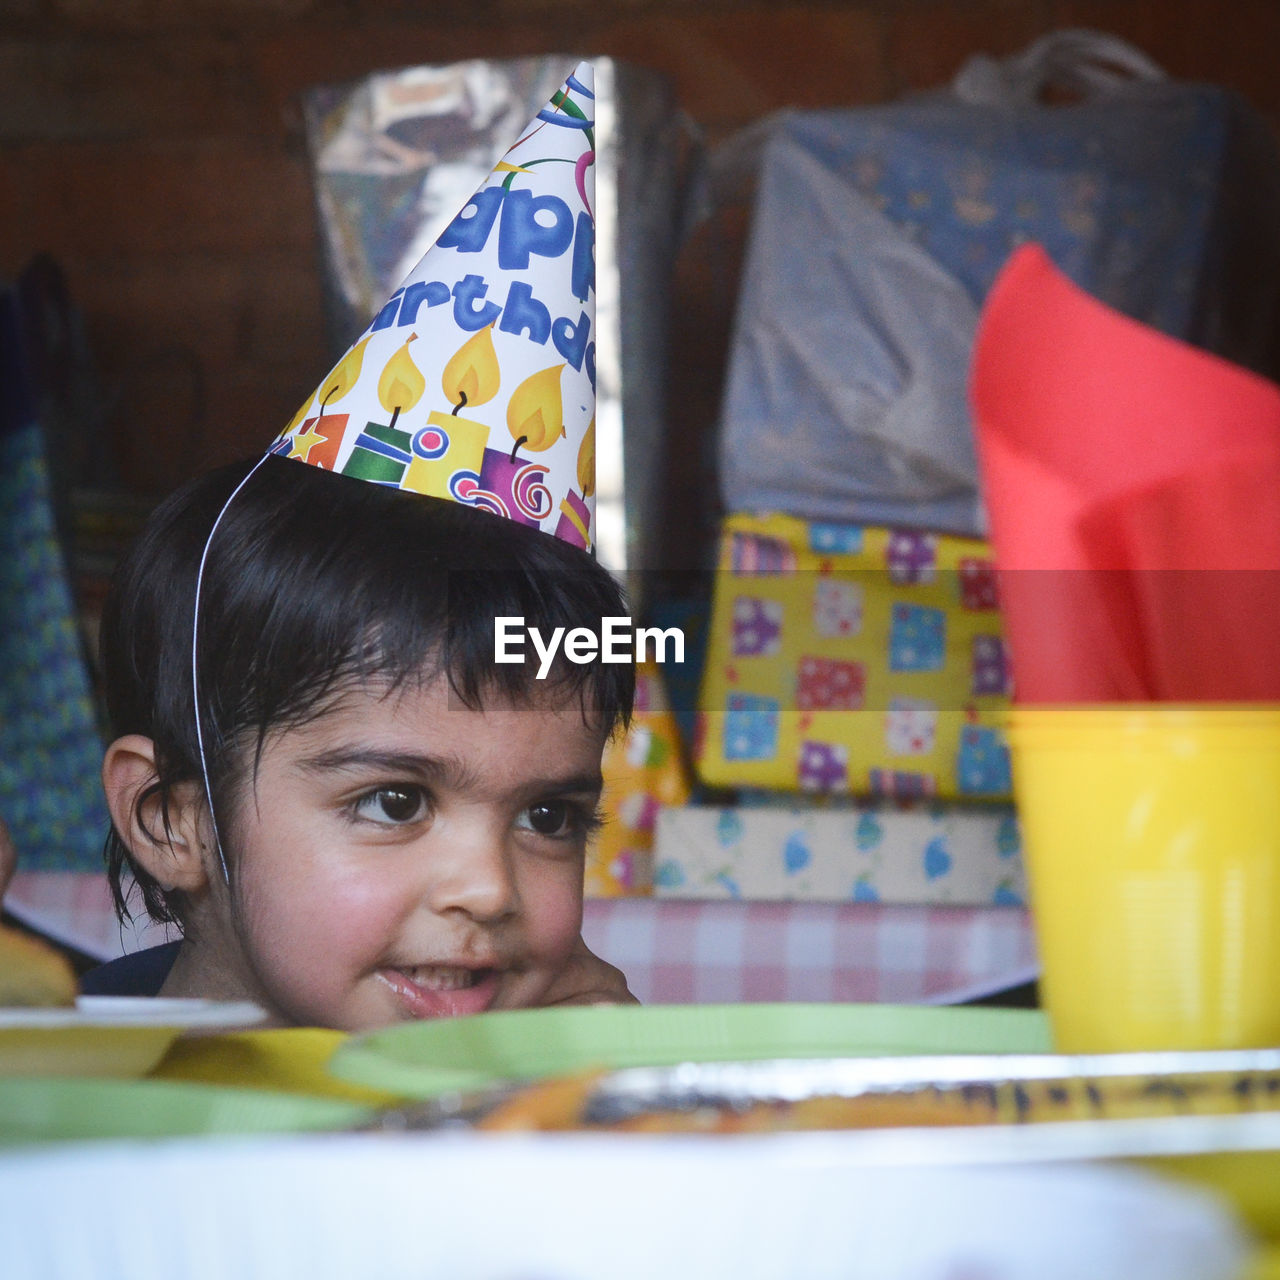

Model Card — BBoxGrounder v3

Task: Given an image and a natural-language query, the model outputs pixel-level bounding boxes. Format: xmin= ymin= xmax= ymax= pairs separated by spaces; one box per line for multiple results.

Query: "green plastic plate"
xmin=0 ymin=1075 xmax=377 ymax=1146
xmin=330 ymin=1003 xmax=1052 ymax=1099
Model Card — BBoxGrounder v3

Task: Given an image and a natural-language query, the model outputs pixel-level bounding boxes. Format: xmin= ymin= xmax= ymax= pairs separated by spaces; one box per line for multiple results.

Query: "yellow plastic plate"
xmin=0 ymin=997 xmax=266 ymax=1078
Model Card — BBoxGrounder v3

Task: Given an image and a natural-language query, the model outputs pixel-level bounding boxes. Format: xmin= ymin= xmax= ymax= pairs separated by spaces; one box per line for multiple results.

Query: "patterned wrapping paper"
xmin=695 ymin=512 xmax=1012 ymax=799
xmin=585 ymin=664 xmax=691 ymax=897
xmin=0 ymin=424 xmax=111 ymax=871
xmin=652 ymin=802 xmax=1025 ymax=907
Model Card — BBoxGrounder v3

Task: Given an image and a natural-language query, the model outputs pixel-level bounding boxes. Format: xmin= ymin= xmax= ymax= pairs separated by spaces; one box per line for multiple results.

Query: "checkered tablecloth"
xmin=7 ymin=871 xmax=173 ymax=959
xmin=8 ymin=873 xmax=1038 ymax=1006
xmin=583 ymin=898 xmax=1037 ymax=1005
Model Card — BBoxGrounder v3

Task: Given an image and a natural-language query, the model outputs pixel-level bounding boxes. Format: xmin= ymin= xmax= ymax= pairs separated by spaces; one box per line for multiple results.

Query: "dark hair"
xmin=100 ymin=454 xmax=634 ymax=926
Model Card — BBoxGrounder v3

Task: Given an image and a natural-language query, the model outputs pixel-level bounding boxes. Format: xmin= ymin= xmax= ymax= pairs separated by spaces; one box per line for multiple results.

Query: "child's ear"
xmin=102 ymin=735 xmax=210 ymax=893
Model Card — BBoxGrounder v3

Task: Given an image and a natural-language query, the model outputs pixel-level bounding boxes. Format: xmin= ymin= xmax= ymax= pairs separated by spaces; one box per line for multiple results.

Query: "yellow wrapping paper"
xmin=695 ymin=514 xmax=1011 ymax=800
xmin=586 ymin=664 xmax=691 ymax=896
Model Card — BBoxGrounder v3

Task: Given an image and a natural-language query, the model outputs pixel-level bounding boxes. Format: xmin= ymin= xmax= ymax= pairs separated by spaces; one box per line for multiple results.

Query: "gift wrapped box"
xmin=586 ymin=664 xmax=691 ymax=897
xmin=718 ymin=34 xmax=1280 ymax=541
xmin=653 ymin=801 xmax=1025 ymax=906
xmin=0 ymin=286 xmax=110 ymax=873
xmin=695 ymin=513 xmax=1012 ymax=800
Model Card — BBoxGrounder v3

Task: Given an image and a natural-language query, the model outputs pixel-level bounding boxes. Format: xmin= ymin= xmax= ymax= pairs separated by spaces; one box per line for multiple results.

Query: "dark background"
xmin=2 ymin=0 xmax=1278 ymax=500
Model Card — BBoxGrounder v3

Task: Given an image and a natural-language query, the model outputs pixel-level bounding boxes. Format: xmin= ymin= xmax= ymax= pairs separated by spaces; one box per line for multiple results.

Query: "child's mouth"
xmin=406 ymin=964 xmax=487 ymax=991
xmin=377 ymin=965 xmax=500 ymax=1019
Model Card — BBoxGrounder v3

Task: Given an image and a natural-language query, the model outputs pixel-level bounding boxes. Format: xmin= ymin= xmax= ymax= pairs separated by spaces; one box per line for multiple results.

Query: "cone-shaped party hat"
xmin=272 ymin=62 xmax=597 ymax=551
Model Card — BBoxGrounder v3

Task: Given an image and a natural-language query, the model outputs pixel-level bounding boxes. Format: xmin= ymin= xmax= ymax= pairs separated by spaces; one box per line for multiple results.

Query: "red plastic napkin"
xmin=971 ymin=244 xmax=1280 ymax=701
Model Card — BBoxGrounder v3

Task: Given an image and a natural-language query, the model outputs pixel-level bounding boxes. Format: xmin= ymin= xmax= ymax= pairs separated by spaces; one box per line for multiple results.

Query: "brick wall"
xmin=2 ymin=0 xmax=1278 ymax=496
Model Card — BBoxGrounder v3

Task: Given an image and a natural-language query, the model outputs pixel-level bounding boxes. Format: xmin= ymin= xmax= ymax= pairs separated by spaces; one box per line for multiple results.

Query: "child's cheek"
xmin=306 ymin=872 xmax=408 ymax=959
xmin=246 ymin=867 xmax=403 ymax=1000
xmin=523 ymin=868 xmax=585 ymax=964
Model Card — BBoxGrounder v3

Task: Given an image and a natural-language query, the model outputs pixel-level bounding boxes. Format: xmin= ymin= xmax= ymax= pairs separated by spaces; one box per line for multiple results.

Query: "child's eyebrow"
xmin=525 ymin=770 xmax=606 ymax=796
xmin=293 ymin=748 xmax=453 ymax=781
xmin=292 ymin=748 xmax=603 ymax=795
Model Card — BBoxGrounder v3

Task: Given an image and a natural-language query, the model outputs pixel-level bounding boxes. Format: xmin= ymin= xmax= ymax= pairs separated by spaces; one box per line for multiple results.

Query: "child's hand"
xmin=541 ymin=935 xmax=638 ymax=1007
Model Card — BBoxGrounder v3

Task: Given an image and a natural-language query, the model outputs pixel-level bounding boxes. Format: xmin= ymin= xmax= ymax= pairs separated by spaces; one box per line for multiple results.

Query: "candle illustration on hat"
xmin=273 ymin=62 xmax=597 ymax=550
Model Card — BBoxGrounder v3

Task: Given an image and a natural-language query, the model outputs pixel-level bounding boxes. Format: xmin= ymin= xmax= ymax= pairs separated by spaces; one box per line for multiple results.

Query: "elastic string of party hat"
xmin=191 ymin=449 xmax=274 ymax=886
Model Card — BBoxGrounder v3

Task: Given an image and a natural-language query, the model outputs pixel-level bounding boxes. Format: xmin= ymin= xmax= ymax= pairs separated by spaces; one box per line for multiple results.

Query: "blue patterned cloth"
xmin=0 ymin=286 xmax=109 ymax=872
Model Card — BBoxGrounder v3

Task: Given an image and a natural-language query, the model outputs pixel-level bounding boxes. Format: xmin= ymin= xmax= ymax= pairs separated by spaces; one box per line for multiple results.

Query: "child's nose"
xmin=425 ymin=833 xmax=518 ymax=923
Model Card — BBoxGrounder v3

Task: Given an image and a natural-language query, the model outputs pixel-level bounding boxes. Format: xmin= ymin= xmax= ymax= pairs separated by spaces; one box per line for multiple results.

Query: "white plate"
xmin=0 ymin=997 xmax=267 ymax=1078
xmin=0 ymin=1131 xmax=1250 ymax=1280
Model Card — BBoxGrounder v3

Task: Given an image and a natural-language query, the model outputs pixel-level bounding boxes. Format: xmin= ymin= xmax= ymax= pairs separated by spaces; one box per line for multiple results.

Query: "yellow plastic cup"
xmin=1007 ymin=704 xmax=1280 ymax=1053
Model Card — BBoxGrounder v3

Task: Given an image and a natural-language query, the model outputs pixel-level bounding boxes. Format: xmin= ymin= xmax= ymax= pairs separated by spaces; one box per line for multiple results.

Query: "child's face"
xmin=195 ymin=674 xmax=607 ymax=1031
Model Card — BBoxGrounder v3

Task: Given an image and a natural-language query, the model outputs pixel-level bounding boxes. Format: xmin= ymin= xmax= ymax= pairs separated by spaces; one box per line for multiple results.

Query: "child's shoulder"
xmin=79 ymin=940 xmax=181 ymax=997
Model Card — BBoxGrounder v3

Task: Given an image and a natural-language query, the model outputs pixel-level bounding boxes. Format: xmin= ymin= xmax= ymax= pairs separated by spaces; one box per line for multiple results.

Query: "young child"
xmin=83 ymin=63 xmax=637 ymax=1028
xmin=90 ymin=455 xmax=635 ymax=1027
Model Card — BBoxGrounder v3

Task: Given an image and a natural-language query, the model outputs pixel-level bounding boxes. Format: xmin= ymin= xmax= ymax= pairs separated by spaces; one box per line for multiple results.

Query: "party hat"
xmin=273 ymin=62 xmax=597 ymax=551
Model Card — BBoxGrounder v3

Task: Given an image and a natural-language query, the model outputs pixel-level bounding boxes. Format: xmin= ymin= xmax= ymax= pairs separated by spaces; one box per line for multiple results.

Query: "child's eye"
xmin=352 ymin=786 xmax=431 ymax=826
xmin=517 ymin=799 xmax=602 ymax=840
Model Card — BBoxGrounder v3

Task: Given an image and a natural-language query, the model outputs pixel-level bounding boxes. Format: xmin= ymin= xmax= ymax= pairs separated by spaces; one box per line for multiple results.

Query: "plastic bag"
xmin=718 ymin=30 xmax=1280 ymax=536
